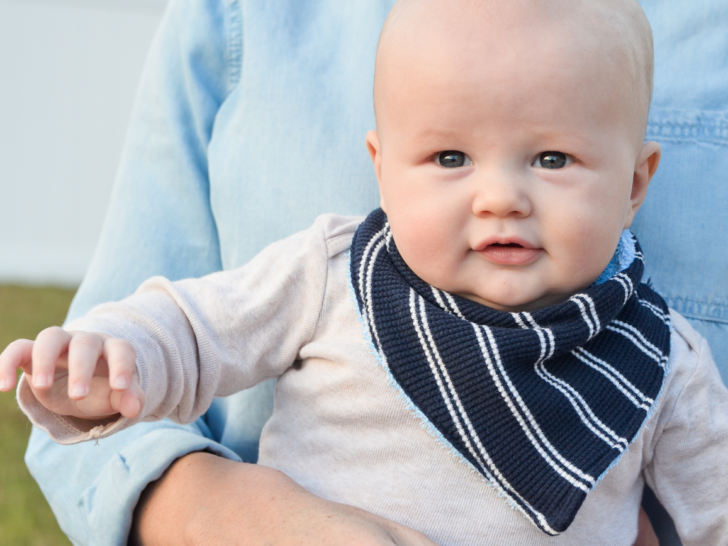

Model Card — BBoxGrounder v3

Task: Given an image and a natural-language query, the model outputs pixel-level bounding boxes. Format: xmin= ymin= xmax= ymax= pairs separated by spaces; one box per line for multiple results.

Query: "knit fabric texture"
xmin=349 ymin=209 xmax=671 ymax=535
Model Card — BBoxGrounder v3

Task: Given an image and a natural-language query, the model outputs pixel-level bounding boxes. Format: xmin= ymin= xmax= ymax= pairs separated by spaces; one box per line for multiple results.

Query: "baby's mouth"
xmin=477 ymin=241 xmax=542 ymax=266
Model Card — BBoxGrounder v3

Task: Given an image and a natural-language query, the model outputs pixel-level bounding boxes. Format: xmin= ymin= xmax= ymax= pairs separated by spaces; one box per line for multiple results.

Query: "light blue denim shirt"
xmin=25 ymin=1 xmax=728 ymax=544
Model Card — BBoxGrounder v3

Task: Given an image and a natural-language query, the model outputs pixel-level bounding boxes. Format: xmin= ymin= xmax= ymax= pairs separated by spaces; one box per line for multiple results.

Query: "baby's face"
xmin=367 ymin=0 xmax=660 ymax=312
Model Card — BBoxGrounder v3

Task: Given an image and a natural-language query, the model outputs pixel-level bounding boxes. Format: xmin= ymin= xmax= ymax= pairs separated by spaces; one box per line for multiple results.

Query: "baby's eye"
xmin=532 ymin=151 xmax=573 ymax=170
xmin=435 ymin=150 xmax=472 ymax=168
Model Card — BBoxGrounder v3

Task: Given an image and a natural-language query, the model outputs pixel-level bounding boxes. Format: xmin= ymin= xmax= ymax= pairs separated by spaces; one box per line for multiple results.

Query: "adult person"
xmin=25 ymin=1 xmax=727 ymax=545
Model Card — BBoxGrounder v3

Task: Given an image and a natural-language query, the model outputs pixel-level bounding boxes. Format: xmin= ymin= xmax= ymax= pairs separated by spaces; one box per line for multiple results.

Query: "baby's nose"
xmin=471 ymin=171 xmax=531 ymax=218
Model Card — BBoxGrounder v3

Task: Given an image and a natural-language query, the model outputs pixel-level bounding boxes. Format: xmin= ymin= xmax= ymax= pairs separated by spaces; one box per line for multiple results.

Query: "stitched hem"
xmin=647 ymin=107 xmax=728 ymax=146
xmin=226 ymin=0 xmax=243 ymax=92
xmin=664 ymin=296 xmax=728 ymax=325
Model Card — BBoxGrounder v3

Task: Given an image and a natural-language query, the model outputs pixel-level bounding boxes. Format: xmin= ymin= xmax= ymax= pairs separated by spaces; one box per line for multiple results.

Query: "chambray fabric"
xmin=25 ymin=1 xmax=727 ymax=544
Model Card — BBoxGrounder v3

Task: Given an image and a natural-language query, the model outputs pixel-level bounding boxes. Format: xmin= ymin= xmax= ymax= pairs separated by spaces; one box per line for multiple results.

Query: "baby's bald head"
xmin=365 ymin=0 xmax=662 ymax=313
xmin=373 ymin=0 xmax=654 ymax=148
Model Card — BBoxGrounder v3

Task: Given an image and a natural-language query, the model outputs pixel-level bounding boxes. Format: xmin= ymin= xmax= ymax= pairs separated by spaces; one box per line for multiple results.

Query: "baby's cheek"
xmin=393 ymin=224 xmax=456 ymax=283
xmin=544 ymin=212 xmax=611 ymax=283
xmin=569 ymin=226 xmax=620 ymax=283
xmin=396 ymin=223 xmax=444 ymax=266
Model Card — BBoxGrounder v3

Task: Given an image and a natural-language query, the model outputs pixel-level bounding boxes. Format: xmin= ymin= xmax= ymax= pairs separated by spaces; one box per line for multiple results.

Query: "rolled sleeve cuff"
xmin=26 ymin=420 xmax=241 ymax=546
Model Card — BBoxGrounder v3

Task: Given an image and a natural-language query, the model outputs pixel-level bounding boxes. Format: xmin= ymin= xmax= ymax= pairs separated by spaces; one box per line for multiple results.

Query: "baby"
xmin=2 ymin=0 xmax=728 ymax=544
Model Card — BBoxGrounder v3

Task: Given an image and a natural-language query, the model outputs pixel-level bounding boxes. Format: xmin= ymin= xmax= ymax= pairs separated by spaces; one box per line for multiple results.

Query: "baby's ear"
xmin=365 ymin=130 xmax=386 ymax=211
xmin=624 ymin=141 xmax=661 ymax=228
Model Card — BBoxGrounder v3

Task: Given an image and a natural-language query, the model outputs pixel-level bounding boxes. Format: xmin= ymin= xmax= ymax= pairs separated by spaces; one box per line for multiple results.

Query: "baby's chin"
xmin=455 ymin=289 xmax=576 ymax=314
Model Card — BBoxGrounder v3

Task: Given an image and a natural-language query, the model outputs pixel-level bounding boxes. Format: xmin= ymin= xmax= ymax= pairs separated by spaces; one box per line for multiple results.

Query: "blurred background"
xmin=0 ymin=0 xmax=167 ymax=543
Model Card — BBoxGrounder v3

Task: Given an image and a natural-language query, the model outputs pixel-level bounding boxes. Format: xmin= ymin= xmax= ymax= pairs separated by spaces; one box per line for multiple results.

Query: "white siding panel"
xmin=0 ymin=0 xmax=168 ymax=285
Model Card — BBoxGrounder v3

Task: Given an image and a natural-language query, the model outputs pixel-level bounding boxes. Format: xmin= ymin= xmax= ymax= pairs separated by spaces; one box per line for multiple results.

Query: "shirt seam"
xmin=647 ymin=109 xmax=728 ymax=146
xmin=309 ymin=223 xmax=333 ymax=347
xmin=664 ymin=296 xmax=728 ymax=324
xmin=226 ymin=0 xmax=243 ymax=94
xmin=650 ymin=332 xmax=705 ymax=455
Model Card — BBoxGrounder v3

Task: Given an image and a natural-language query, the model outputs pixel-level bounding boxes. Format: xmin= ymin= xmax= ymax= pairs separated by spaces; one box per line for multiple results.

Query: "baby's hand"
xmin=0 ymin=327 xmax=143 ymax=420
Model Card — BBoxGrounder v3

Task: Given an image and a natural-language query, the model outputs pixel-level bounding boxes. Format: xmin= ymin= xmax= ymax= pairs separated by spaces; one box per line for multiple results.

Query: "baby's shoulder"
xmin=654 ymin=309 xmax=726 ymax=425
xmin=668 ymin=309 xmax=705 ymax=356
xmin=665 ymin=309 xmax=713 ymax=381
xmin=311 ymin=213 xmax=365 ymax=258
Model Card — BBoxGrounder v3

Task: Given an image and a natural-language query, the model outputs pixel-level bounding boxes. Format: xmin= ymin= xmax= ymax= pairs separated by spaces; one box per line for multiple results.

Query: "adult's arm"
xmin=25 ymin=1 xmax=253 ymax=543
xmin=131 ymin=453 xmax=436 ymax=546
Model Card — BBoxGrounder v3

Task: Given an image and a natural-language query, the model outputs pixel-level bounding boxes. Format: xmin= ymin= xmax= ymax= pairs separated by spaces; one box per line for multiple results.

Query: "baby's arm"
xmin=0 ymin=328 xmax=143 ymax=420
xmin=3 ymin=217 xmax=333 ymax=445
xmin=644 ymin=313 xmax=728 ymax=544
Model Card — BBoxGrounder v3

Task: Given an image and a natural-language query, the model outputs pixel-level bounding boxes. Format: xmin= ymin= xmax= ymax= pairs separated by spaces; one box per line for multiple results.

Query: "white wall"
xmin=0 ymin=0 xmax=168 ymax=286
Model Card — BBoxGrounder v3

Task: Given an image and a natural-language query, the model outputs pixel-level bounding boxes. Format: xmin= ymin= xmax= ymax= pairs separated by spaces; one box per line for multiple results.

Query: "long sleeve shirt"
xmin=20 ymin=215 xmax=728 ymax=546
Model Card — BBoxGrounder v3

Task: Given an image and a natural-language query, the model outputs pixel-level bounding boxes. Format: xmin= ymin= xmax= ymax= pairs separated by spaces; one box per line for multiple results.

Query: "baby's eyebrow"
xmin=407 ymin=127 xmax=467 ymax=148
xmin=407 ymin=128 xmax=595 ymax=154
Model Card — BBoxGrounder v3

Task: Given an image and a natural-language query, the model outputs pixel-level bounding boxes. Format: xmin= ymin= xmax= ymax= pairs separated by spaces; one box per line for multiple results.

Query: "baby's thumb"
xmin=111 ymin=381 xmax=144 ymax=420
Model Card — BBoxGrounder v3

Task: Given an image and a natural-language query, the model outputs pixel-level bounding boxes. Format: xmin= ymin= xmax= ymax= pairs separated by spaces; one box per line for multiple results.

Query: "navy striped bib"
xmin=349 ymin=209 xmax=671 ymax=535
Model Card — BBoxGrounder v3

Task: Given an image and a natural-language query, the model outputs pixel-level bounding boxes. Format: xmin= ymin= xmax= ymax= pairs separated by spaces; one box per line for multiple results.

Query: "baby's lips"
xmin=477 ymin=242 xmax=543 ymax=266
xmin=473 ymin=235 xmax=538 ymax=251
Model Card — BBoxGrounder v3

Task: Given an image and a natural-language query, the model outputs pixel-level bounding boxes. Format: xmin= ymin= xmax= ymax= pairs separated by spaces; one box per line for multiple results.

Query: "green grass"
xmin=0 ymin=284 xmax=76 ymax=546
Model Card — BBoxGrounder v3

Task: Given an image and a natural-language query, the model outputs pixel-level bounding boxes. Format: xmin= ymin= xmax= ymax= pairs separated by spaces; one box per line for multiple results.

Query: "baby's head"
xmin=366 ymin=0 xmax=661 ymax=312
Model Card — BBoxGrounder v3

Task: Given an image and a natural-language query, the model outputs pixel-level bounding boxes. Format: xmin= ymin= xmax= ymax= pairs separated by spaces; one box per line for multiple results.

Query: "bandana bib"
xmin=349 ymin=209 xmax=671 ymax=535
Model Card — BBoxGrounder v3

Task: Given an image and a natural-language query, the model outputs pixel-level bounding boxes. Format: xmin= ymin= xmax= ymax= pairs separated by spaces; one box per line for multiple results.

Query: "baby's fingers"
xmin=32 ymin=327 xmax=72 ymax=390
xmin=110 ymin=384 xmax=144 ymax=420
xmin=104 ymin=339 xmax=143 ymax=419
xmin=0 ymin=339 xmax=34 ymax=391
xmin=67 ymin=332 xmax=107 ymax=399
xmin=103 ymin=338 xmax=137 ymax=391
